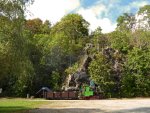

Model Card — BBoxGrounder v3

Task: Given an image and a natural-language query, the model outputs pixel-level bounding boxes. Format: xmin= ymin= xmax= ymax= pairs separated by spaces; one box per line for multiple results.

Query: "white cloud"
xmin=130 ymin=1 xmax=149 ymax=8
xmin=77 ymin=7 xmax=116 ymax=33
xmin=90 ymin=4 xmax=107 ymax=17
xmin=25 ymin=0 xmax=150 ymax=33
xmin=26 ymin=0 xmax=80 ymax=24
xmin=26 ymin=0 xmax=116 ymax=33
xmin=124 ymin=1 xmax=149 ymax=12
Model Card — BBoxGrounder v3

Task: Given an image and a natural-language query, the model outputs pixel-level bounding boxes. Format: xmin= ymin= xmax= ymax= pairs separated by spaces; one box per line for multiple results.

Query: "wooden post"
xmin=0 ymin=88 xmax=2 ymax=94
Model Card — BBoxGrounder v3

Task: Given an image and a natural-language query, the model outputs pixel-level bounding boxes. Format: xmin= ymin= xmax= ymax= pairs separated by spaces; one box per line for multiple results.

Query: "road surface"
xmin=29 ymin=98 xmax=150 ymax=113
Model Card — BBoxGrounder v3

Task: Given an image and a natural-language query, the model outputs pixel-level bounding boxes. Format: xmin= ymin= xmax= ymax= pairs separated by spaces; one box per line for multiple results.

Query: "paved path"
xmin=29 ymin=98 xmax=150 ymax=113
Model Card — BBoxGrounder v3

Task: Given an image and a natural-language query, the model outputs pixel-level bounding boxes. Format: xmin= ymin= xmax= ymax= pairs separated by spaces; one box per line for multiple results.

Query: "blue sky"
xmin=27 ymin=0 xmax=150 ymax=33
xmin=80 ymin=0 xmax=150 ymax=22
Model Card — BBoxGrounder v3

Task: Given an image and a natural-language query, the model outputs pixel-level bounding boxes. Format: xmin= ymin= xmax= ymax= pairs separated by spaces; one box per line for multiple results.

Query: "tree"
xmin=25 ymin=18 xmax=43 ymax=34
xmin=91 ymin=27 xmax=108 ymax=52
xmin=88 ymin=53 xmax=115 ymax=97
xmin=0 ymin=0 xmax=35 ymax=96
xmin=109 ymin=31 xmax=130 ymax=53
xmin=122 ymin=47 xmax=150 ymax=97
xmin=41 ymin=20 xmax=51 ymax=34
xmin=48 ymin=14 xmax=89 ymax=67
xmin=116 ymin=13 xmax=135 ymax=31
xmin=50 ymin=71 xmax=61 ymax=90
xmin=51 ymin=14 xmax=89 ymax=44
xmin=117 ymin=5 xmax=150 ymax=32
xmin=25 ymin=19 xmax=51 ymax=34
xmin=131 ymin=30 xmax=150 ymax=49
xmin=138 ymin=5 xmax=150 ymax=17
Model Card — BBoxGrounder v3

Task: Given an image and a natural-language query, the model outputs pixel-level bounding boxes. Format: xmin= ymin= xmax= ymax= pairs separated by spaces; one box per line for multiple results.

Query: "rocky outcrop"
xmin=63 ymin=43 xmax=93 ymax=91
xmin=63 ymin=45 xmax=123 ymax=92
xmin=103 ymin=47 xmax=123 ymax=93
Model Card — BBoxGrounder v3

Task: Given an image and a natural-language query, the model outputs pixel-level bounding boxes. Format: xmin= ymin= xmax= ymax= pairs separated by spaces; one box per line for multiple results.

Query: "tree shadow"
xmin=29 ymin=108 xmax=107 ymax=113
xmin=29 ymin=107 xmax=150 ymax=113
xmin=112 ymin=107 xmax=150 ymax=113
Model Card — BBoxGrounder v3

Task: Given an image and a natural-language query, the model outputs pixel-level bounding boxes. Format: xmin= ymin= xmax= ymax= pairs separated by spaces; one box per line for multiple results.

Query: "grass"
xmin=0 ymin=98 xmax=49 ymax=113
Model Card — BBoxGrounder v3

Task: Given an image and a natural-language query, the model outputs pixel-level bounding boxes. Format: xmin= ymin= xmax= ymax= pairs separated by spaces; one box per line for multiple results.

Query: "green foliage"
xmin=131 ymin=30 xmax=150 ymax=48
xmin=51 ymin=14 xmax=89 ymax=41
xmin=43 ymin=14 xmax=89 ymax=69
xmin=50 ymin=71 xmax=61 ymax=90
xmin=65 ymin=63 xmax=79 ymax=74
xmin=109 ymin=31 xmax=130 ymax=53
xmin=0 ymin=3 xmax=150 ymax=98
xmin=88 ymin=53 xmax=115 ymax=97
xmin=25 ymin=18 xmax=51 ymax=34
xmin=0 ymin=0 xmax=35 ymax=96
xmin=122 ymin=47 xmax=150 ymax=97
xmin=138 ymin=5 xmax=150 ymax=16
xmin=116 ymin=13 xmax=134 ymax=31
xmin=91 ymin=27 xmax=108 ymax=52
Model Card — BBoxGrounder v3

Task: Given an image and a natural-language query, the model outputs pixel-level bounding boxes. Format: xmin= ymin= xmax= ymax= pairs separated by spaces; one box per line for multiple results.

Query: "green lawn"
xmin=0 ymin=98 xmax=48 ymax=113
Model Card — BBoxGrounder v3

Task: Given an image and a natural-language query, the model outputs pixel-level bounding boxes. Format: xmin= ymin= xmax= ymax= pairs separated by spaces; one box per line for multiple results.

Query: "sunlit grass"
xmin=0 ymin=98 xmax=48 ymax=113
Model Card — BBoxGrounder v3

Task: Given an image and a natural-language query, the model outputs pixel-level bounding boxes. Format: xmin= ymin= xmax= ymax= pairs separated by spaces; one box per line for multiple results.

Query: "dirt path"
xmin=29 ymin=98 xmax=150 ymax=113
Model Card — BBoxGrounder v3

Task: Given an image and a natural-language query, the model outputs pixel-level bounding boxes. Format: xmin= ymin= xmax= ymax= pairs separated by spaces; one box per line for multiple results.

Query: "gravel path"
xmin=29 ymin=98 xmax=150 ymax=113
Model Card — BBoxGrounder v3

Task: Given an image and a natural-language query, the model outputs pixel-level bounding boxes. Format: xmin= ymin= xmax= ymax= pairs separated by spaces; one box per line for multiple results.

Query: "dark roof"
xmin=41 ymin=87 xmax=51 ymax=91
xmin=36 ymin=87 xmax=51 ymax=94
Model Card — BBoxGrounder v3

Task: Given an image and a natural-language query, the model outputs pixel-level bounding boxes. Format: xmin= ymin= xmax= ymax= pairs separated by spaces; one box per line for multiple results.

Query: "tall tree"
xmin=48 ymin=14 xmax=89 ymax=67
xmin=0 ymin=0 xmax=34 ymax=96
xmin=116 ymin=13 xmax=135 ymax=31
xmin=122 ymin=47 xmax=150 ymax=97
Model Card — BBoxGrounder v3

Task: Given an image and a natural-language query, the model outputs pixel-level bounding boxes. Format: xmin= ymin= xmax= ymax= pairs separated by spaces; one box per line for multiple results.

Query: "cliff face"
xmin=62 ymin=43 xmax=93 ymax=91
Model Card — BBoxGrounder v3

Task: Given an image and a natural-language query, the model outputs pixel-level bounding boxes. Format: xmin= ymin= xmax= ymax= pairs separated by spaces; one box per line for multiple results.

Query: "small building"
xmin=36 ymin=87 xmax=51 ymax=98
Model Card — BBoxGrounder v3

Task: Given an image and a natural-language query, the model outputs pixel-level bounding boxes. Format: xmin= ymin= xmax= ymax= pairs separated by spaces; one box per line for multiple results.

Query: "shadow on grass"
xmin=29 ymin=107 xmax=150 ymax=113
xmin=0 ymin=106 xmax=31 ymax=113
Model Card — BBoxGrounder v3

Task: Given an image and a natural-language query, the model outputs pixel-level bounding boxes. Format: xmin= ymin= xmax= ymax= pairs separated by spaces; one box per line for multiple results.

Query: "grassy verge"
xmin=0 ymin=98 xmax=48 ymax=113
